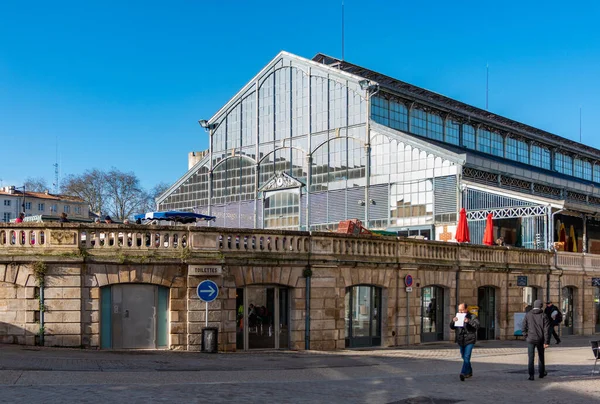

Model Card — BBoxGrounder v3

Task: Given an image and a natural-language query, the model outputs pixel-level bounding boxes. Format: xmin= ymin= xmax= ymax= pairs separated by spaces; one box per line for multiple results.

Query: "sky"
xmin=1 ymin=1 xmax=600 ymax=193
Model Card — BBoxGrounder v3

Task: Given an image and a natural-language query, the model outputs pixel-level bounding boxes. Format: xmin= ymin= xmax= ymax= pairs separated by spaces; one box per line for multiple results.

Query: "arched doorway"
xmin=477 ymin=286 xmax=496 ymax=340
xmin=236 ymin=285 xmax=290 ymax=350
xmin=561 ymin=286 xmax=575 ymax=335
xmin=100 ymin=284 xmax=169 ymax=349
xmin=345 ymin=285 xmax=382 ymax=348
xmin=421 ymin=286 xmax=444 ymax=342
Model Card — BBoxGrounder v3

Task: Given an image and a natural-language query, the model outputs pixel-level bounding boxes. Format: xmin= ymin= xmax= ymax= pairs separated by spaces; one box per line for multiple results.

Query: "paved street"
xmin=0 ymin=336 xmax=598 ymax=403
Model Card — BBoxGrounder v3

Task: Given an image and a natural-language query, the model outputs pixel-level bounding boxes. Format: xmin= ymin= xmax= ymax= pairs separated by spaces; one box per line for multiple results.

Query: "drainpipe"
xmin=304 ymin=265 xmax=312 ymax=350
xmin=554 ymin=251 xmax=564 ymax=339
xmin=40 ymin=285 xmax=45 ymax=346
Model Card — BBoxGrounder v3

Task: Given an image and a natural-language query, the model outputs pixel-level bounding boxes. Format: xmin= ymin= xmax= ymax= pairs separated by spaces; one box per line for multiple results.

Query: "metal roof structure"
xmin=312 ymin=53 xmax=600 ymax=161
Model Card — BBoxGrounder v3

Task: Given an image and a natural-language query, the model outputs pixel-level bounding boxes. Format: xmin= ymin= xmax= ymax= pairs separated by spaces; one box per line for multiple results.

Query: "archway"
xmin=345 ymin=285 xmax=382 ymax=348
xmin=100 ymin=284 xmax=169 ymax=349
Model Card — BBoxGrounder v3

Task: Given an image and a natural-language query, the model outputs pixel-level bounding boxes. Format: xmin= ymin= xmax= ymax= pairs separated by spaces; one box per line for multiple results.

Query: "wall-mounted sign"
xmin=405 ymin=274 xmax=413 ymax=288
xmin=592 ymin=278 xmax=600 ymax=287
xmin=517 ymin=276 xmax=528 ymax=287
xmin=188 ymin=265 xmax=223 ymax=276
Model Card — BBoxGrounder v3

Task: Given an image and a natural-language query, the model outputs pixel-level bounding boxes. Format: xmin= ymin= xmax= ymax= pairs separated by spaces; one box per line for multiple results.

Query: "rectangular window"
xmin=3 ymin=200 xmax=10 ymax=206
xmin=491 ymin=132 xmax=504 ymax=157
xmin=24 ymin=202 xmax=32 ymax=210
xmin=3 ymin=212 xmax=10 ymax=222
xmin=506 ymin=137 xmax=517 ymax=161
xmin=477 ymin=129 xmax=491 ymax=154
xmin=389 ymin=99 xmax=408 ymax=131
xmin=555 ymin=153 xmax=573 ymax=175
xmin=517 ymin=139 xmax=529 ymax=164
xmin=38 ymin=203 xmax=45 ymax=211
xmin=462 ymin=125 xmax=475 ymax=149
xmin=583 ymin=160 xmax=592 ymax=180
xmin=445 ymin=119 xmax=460 ymax=145
xmin=50 ymin=204 xmax=57 ymax=213
xmin=64 ymin=205 xmax=70 ymax=213
xmin=74 ymin=206 xmax=81 ymax=214
xmin=410 ymin=108 xmax=427 ymax=136
xmin=371 ymin=96 xmax=389 ymax=126
xmin=594 ymin=164 xmax=600 ymax=182
xmin=427 ymin=113 xmax=443 ymax=141
xmin=531 ymin=144 xmax=550 ymax=169
xmin=574 ymin=159 xmax=584 ymax=178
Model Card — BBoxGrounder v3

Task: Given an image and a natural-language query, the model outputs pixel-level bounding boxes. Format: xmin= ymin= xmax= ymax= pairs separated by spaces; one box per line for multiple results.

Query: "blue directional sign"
xmin=197 ymin=280 xmax=219 ymax=303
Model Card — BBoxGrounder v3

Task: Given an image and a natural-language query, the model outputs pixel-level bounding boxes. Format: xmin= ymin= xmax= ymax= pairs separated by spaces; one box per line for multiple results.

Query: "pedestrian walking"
xmin=544 ymin=301 xmax=562 ymax=344
xmin=522 ymin=299 xmax=550 ymax=380
xmin=450 ymin=303 xmax=480 ymax=381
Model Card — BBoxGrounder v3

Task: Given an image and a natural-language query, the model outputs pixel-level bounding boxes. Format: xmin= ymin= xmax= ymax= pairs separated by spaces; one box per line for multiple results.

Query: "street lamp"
xmin=198 ymin=119 xmax=218 ymax=226
xmin=360 ymin=79 xmax=380 ymax=226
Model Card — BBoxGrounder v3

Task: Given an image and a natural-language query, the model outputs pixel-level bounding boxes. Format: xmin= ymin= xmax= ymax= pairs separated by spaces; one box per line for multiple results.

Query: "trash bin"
xmin=201 ymin=327 xmax=219 ymax=353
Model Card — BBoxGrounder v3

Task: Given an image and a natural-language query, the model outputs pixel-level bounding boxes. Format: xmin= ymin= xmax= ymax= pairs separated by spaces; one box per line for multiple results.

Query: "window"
xmin=371 ymin=96 xmax=389 ymax=126
xmin=3 ymin=212 xmax=10 ymax=222
xmin=389 ymin=99 xmax=408 ymax=131
xmin=427 ymin=113 xmax=443 ymax=141
xmin=50 ymin=204 xmax=58 ymax=213
xmin=64 ymin=205 xmax=70 ymax=213
xmin=74 ymin=206 xmax=81 ymax=214
xmin=491 ymin=132 xmax=504 ymax=157
xmin=506 ymin=137 xmax=517 ymax=161
xmin=531 ymin=145 xmax=551 ymax=170
xmin=24 ymin=202 xmax=32 ymax=210
xmin=3 ymin=200 xmax=10 ymax=206
xmin=411 ymin=108 xmax=427 ymax=136
xmin=555 ymin=153 xmax=573 ymax=175
xmin=517 ymin=139 xmax=529 ymax=164
xmin=574 ymin=159 xmax=592 ymax=180
xmin=445 ymin=119 xmax=460 ymax=145
xmin=594 ymin=164 xmax=600 ymax=183
xmin=583 ymin=160 xmax=592 ymax=180
xmin=38 ymin=203 xmax=45 ymax=211
xmin=477 ymin=129 xmax=491 ymax=154
xmin=462 ymin=125 xmax=475 ymax=149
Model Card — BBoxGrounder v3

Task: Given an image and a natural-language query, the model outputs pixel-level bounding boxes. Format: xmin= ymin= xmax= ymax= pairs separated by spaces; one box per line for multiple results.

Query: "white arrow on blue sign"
xmin=197 ymin=280 xmax=219 ymax=303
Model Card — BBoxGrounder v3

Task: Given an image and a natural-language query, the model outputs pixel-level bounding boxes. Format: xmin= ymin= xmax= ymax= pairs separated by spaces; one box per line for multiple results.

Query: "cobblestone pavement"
xmin=0 ymin=336 xmax=598 ymax=403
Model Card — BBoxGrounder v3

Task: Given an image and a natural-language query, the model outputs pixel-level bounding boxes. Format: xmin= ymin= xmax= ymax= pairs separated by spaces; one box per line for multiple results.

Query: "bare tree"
xmin=61 ymin=169 xmax=108 ymax=216
xmin=23 ymin=177 xmax=50 ymax=193
xmin=104 ymin=168 xmax=148 ymax=220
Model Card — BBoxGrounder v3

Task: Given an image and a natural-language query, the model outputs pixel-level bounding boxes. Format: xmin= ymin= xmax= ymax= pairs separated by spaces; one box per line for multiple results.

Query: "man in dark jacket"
xmin=450 ymin=303 xmax=480 ymax=381
xmin=522 ymin=299 xmax=550 ymax=380
xmin=544 ymin=301 xmax=561 ymax=344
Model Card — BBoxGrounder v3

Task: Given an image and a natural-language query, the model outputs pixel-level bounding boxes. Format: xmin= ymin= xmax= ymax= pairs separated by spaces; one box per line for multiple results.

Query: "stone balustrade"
xmin=0 ymin=223 xmax=567 ymax=270
xmin=2 ymin=223 xmax=599 ymax=271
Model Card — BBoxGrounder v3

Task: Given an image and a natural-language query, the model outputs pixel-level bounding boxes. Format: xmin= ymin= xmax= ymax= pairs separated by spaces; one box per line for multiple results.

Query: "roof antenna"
xmin=579 ymin=106 xmax=582 ymax=143
xmin=341 ymin=1 xmax=345 ymax=61
xmin=486 ymin=63 xmax=489 ymax=110
xmin=53 ymin=137 xmax=59 ymax=194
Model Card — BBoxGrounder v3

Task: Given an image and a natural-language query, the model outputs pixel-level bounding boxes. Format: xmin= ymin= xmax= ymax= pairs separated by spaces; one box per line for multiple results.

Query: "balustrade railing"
xmin=0 ymin=224 xmax=592 ymax=271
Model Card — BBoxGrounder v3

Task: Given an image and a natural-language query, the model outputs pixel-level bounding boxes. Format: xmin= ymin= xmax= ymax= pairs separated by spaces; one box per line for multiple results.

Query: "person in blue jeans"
xmin=450 ymin=303 xmax=480 ymax=381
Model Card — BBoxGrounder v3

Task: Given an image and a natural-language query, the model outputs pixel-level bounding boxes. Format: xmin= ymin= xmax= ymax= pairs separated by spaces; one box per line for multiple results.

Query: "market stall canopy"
xmin=134 ymin=211 xmax=216 ymax=224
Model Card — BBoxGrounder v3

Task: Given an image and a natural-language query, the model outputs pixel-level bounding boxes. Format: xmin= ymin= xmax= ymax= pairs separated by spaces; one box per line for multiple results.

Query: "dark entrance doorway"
xmin=237 ymin=286 xmax=290 ymax=350
xmin=477 ymin=286 xmax=496 ymax=340
xmin=421 ymin=286 xmax=444 ymax=342
xmin=562 ymin=286 xmax=575 ymax=335
xmin=345 ymin=285 xmax=381 ymax=348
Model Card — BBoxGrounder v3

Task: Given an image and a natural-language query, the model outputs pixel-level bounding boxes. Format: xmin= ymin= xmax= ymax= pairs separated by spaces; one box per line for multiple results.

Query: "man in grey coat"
xmin=522 ymin=299 xmax=550 ymax=380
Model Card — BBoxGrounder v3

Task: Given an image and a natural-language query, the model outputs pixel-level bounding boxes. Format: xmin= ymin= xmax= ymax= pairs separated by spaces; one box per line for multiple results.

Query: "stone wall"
xmin=0 ymin=225 xmax=599 ymax=351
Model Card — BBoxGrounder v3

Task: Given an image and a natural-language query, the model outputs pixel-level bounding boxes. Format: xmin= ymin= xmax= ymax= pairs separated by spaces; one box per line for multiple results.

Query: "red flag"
xmin=456 ymin=208 xmax=470 ymax=243
xmin=483 ymin=213 xmax=494 ymax=246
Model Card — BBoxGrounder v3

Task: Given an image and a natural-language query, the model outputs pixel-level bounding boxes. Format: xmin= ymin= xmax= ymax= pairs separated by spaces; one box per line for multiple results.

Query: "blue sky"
xmin=1 ymin=1 xmax=599 ymax=192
